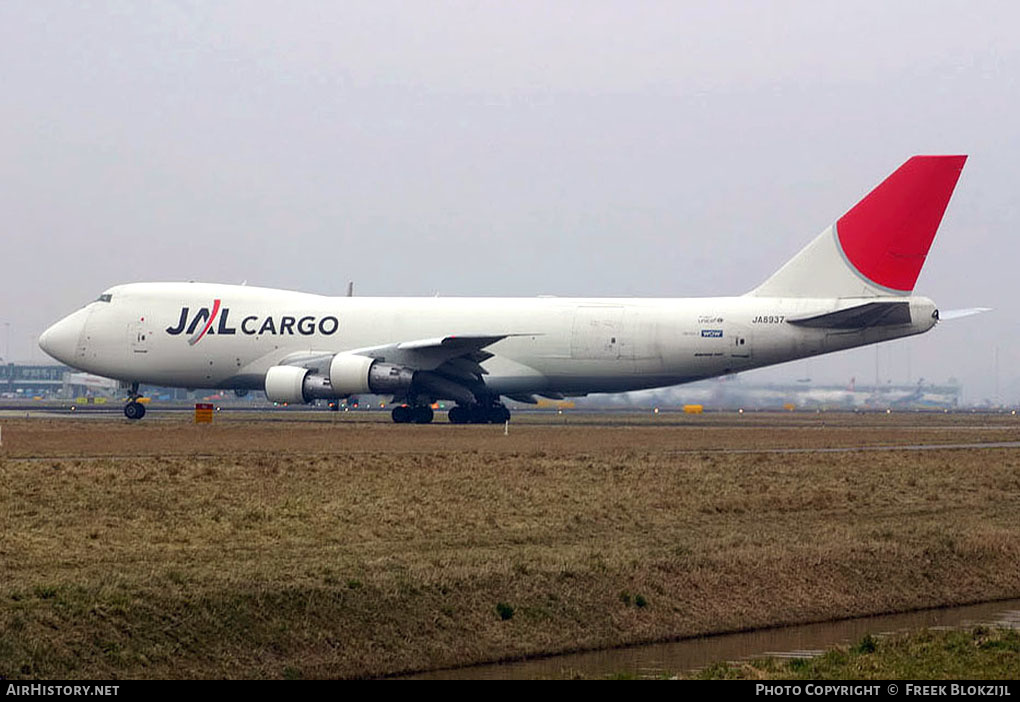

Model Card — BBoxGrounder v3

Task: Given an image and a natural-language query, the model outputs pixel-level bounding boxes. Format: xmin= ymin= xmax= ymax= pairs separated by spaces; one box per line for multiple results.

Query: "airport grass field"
xmin=1 ymin=411 xmax=1019 ymax=679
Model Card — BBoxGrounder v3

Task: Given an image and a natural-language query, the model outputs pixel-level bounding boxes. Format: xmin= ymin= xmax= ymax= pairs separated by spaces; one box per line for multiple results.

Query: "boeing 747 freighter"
xmin=40 ymin=156 xmax=973 ymax=423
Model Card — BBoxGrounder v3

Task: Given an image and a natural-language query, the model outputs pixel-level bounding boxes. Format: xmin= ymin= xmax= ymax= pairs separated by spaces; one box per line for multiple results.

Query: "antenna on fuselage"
xmin=346 ymin=281 xmax=354 ymax=297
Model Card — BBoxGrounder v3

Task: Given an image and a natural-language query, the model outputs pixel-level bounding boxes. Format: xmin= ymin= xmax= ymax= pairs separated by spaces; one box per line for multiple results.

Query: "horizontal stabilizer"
xmin=787 ymin=301 xmax=912 ymax=329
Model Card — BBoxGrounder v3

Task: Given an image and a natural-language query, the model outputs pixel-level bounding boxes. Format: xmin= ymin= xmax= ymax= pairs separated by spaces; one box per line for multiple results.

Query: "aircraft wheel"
xmin=448 ymin=406 xmax=470 ymax=424
xmin=124 ymin=401 xmax=146 ymax=420
xmin=483 ymin=405 xmax=509 ymax=423
xmin=391 ymin=405 xmax=413 ymax=423
xmin=413 ymin=406 xmax=434 ymax=424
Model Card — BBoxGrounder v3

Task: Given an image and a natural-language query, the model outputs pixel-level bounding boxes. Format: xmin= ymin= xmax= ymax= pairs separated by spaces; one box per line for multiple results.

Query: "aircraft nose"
xmin=39 ymin=311 xmax=86 ymax=365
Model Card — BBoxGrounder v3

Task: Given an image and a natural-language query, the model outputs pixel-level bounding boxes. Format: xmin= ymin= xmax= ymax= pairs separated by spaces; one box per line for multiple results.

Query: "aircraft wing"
xmin=352 ymin=334 xmax=522 ymax=376
xmin=277 ymin=333 xmax=532 ymax=378
xmin=274 ymin=333 xmax=535 ymax=405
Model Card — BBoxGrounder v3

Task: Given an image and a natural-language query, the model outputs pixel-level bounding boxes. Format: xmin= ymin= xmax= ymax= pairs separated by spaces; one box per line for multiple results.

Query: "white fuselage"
xmin=40 ymin=282 xmax=938 ymax=397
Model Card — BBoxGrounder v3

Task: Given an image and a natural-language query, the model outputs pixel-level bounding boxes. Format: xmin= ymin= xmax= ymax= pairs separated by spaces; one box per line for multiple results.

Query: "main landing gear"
xmin=124 ymin=382 xmax=146 ymax=420
xmin=391 ymin=404 xmax=434 ymax=424
xmin=448 ymin=403 xmax=511 ymax=424
xmin=390 ymin=402 xmax=511 ymax=424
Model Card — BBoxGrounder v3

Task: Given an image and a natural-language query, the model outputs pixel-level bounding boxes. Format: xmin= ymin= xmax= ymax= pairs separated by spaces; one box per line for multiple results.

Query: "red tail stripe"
xmin=836 ymin=155 xmax=966 ymax=292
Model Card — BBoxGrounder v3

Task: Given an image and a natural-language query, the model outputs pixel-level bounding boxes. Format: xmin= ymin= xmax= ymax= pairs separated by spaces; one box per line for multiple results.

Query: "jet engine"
xmin=328 ymin=353 xmax=416 ymax=395
xmin=264 ymin=353 xmax=415 ymax=404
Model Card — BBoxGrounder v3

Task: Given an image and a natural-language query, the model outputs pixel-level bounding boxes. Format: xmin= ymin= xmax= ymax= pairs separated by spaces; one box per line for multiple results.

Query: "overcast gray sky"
xmin=2 ymin=1 xmax=1017 ymax=401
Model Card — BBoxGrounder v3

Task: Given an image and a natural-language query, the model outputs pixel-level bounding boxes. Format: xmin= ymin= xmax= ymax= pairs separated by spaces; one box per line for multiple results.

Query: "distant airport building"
xmin=0 ymin=362 xmax=189 ymax=400
xmin=563 ymin=377 xmax=966 ymax=412
xmin=1 ymin=362 xmax=67 ymax=397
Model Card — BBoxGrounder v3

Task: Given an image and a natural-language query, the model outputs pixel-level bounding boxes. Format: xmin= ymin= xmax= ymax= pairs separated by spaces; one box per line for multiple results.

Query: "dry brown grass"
xmin=3 ymin=409 xmax=1019 ymax=457
xmin=1 ymin=412 xmax=1019 ymax=678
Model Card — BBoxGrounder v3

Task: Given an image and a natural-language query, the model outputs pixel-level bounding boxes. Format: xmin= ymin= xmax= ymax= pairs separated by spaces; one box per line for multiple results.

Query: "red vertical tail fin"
xmin=751 ymin=155 xmax=967 ymax=298
xmin=836 ymin=155 xmax=967 ymax=293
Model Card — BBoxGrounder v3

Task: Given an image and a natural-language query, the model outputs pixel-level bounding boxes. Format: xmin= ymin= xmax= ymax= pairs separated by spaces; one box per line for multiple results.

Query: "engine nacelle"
xmin=329 ymin=353 xmax=415 ymax=395
xmin=264 ymin=354 xmax=416 ymax=403
xmin=265 ymin=365 xmax=310 ymax=403
xmin=265 ymin=365 xmax=334 ymax=404
xmin=327 ymin=353 xmax=374 ymax=395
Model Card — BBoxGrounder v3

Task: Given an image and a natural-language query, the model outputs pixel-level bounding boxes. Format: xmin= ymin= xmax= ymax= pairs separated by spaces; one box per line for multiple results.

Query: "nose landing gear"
xmin=123 ymin=382 xmax=146 ymax=420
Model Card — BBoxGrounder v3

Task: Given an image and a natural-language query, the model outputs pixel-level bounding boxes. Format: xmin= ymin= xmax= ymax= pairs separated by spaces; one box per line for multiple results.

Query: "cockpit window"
xmin=96 ymin=293 xmax=113 ymax=303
